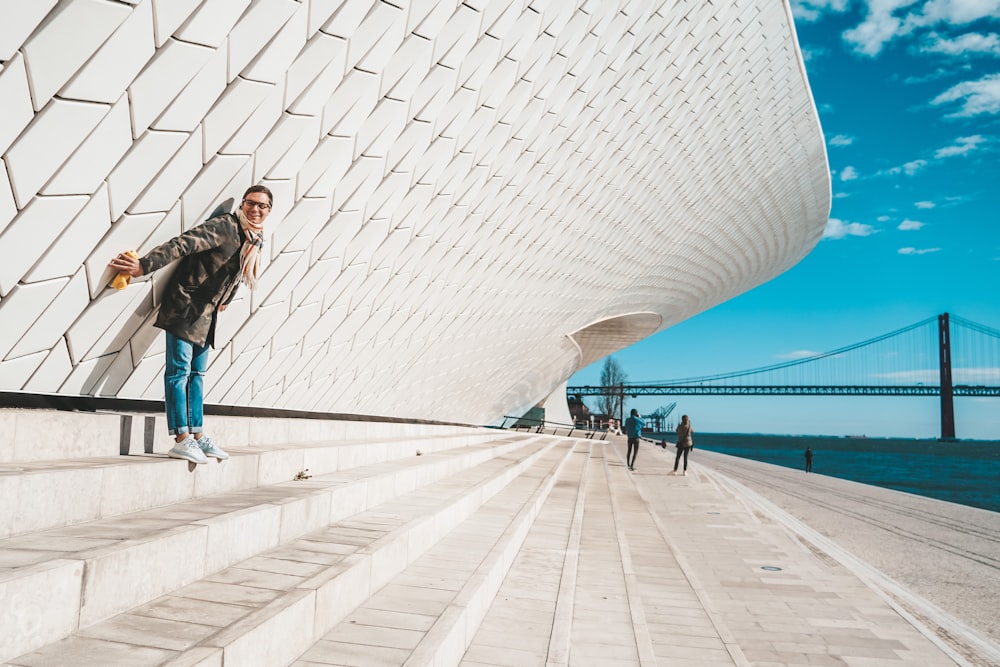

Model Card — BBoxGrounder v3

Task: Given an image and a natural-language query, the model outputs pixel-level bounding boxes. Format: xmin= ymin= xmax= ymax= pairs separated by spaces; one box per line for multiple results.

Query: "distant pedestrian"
xmin=624 ymin=409 xmax=644 ymax=471
xmin=671 ymin=414 xmax=694 ymax=475
xmin=805 ymin=447 xmax=813 ymax=473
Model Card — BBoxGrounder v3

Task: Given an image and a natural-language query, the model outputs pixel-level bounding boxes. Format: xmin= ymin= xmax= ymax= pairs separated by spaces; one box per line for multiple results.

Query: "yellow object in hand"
xmin=112 ymin=250 xmax=139 ymax=290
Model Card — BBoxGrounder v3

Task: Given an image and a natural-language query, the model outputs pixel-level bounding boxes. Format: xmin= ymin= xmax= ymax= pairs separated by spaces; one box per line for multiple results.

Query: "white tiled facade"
xmin=0 ymin=1 xmax=830 ymax=425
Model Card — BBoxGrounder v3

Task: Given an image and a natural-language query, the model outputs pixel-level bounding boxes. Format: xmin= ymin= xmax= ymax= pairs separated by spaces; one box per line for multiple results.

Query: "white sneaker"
xmin=168 ymin=436 xmax=208 ymax=464
xmin=682 ymin=470 xmax=688 ymax=476
xmin=196 ymin=434 xmax=229 ymax=460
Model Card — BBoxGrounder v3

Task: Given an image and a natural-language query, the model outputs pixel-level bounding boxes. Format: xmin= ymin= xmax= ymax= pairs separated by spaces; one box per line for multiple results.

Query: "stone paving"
xmin=6 ymin=432 xmax=996 ymax=666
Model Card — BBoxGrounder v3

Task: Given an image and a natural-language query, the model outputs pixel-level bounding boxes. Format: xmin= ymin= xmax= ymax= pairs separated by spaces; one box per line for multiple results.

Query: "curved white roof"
xmin=0 ymin=1 xmax=829 ymax=424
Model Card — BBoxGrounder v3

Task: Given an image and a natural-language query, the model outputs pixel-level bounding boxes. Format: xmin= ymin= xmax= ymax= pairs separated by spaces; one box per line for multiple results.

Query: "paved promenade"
xmin=6 ymin=428 xmax=999 ymax=666
xmin=545 ymin=437 xmax=1000 ymax=667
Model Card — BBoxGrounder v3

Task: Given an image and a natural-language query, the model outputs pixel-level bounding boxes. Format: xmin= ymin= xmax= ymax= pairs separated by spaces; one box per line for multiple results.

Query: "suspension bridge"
xmin=567 ymin=313 xmax=1000 ymax=440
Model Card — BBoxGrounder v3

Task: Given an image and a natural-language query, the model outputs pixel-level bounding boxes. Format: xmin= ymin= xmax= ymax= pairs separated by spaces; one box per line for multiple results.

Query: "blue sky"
xmin=570 ymin=0 xmax=1000 ymax=440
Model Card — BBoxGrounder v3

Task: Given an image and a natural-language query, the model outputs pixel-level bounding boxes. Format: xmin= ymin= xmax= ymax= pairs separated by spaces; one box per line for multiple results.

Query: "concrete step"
xmin=0 ymin=429 xmax=516 ymax=539
xmin=0 ymin=433 xmax=548 ymax=663
xmin=0 ymin=408 xmax=485 ymax=464
xmin=4 ymin=435 xmax=569 ymax=666
xmin=296 ymin=439 xmax=590 ymax=667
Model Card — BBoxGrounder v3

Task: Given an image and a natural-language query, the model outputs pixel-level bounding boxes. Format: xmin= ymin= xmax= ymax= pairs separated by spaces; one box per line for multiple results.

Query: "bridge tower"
xmin=938 ymin=313 xmax=956 ymax=440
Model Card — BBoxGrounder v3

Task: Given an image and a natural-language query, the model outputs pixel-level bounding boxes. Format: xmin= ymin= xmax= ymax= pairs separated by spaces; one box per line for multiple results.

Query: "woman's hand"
xmin=108 ymin=252 xmax=144 ymax=277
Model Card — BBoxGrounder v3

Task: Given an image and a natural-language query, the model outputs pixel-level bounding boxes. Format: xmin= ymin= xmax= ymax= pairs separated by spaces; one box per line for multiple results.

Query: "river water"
xmin=668 ymin=433 xmax=1000 ymax=513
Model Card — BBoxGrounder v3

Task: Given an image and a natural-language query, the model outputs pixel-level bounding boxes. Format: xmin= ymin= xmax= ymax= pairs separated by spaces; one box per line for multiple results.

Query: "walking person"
xmin=805 ymin=446 xmax=813 ymax=473
xmin=108 ymin=185 xmax=273 ymax=464
xmin=624 ymin=409 xmax=644 ymax=471
xmin=671 ymin=414 xmax=694 ymax=475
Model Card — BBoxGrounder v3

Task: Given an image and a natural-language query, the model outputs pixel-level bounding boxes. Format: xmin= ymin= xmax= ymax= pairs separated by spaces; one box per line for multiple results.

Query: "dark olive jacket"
xmin=139 ymin=213 xmax=245 ymax=348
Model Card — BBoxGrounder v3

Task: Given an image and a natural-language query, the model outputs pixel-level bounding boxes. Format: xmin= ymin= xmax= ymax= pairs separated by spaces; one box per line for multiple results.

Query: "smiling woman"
xmin=107 ymin=184 xmax=274 ymax=464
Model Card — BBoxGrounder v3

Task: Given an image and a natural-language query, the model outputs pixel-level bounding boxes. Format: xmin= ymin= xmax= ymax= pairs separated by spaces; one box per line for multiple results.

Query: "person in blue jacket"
xmin=624 ymin=408 xmax=645 ymax=471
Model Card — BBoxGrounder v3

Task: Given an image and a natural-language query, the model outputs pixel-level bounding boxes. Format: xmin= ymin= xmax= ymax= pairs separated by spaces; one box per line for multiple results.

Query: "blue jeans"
xmin=164 ymin=332 xmax=209 ymax=436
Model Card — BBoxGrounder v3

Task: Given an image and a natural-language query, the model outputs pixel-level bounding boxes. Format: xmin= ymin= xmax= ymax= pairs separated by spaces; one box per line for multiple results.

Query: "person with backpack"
xmin=624 ymin=409 xmax=645 ymax=471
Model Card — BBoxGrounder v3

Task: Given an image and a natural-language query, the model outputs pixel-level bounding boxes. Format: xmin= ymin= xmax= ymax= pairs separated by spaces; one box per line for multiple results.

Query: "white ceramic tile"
xmin=4 ymin=99 xmax=110 ymax=207
xmin=0 ymin=278 xmax=69 ymax=361
xmin=129 ymin=39 xmax=214 ymax=135
xmin=285 ymin=32 xmax=347 ymax=115
xmin=20 ymin=0 xmax=129 ymax=109
xmin=220 ymin=82 xmax=284 ymax=157
xmin=320 ymin=68 xmax=380 ymax=138
xmin=150 ymin=0 xmax=202 ymax=48
xmin=228 ymin=0 xmax=298 ymax=80
xmin=300 ymin=136 xmax=353 ymax=198
xmin=202 ymin=78 xmax=273 ymax=161
xmin=318 ymin=0 xmax=374 ymax=39
xmin=0 ymin=54 xmax=34 ymax=157
xmin=25 ymin=187 xmax=112 ymax=284
xmin=0 ymin=0 xmax=57 ymax=61
xmin=85 ymin=204 xmax=178 ymax=300
xmin=22 ymin=337 xmax=73 ymax=393
xmin=68 ymin=235 xmax=158 ymax=363
xmin=0 ymin=195 xmax=89 ymax=297
xmin=41 ymin=96 xmax=133 ymax=197
xmin=381 ymin=34 xmax=433 ymax=101
xmin=129 ymin=128 xmax=203 ymax=214
xmin=179 ymin=155 xmax=253 ymax=230
xmin=0 ymin=349 xmax=46 ymax=389
xmin=61 ymin=0 xmax=155 ymax=104
xmin=107 ymin=130 xmax=188 ymax=219
xmin=348 ymin=1 xmax=406 ymax=75
xmin=271 ymin=302 xmax=321 ymax=353
xmin=153 ymin=44 xmax=228 ymax=133
xmin=173 ymin=0 xmax=251 ymax=49
xmin=241 ymin=1 xmax=306 ymax=84
xmin=0 ymin=166 xmax=16 ymax=238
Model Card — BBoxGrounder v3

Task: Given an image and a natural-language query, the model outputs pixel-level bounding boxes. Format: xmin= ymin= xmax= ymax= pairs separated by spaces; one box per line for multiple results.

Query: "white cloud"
xmin=931 ymin=73 xmax=1000 ymax=117
xmin=898 ymin=219 xmax=926 ymax=230
xmin=800 ymin=45 xmax=828 ymax=63
xmin=775 ymin=350 xmax=824 ymax=360
xmin=915 ymin=200 xmax=936 ymax=208
xmin=791 ymin=0 xmax=851 ymax=22
xmin=843 ymin=0 xmax=918 ymax=57
xmin=898 ymin=246 xmax=942 ymax=254
xmin=828 ymin=134 xmax=855 ymax=146
xmin=935 ymin=134 xmax=986 ymax=157
xmin=886 ymin=159 xmax=928 ymax=176
xmin=920 ymin=31 xmax=1000 ymax=55
xmin=840 ymin=0 xmax=1000 ymax=56
xmin=908 ymin=0 xmax=1000 ymax=27
xmin=839 ymin=165 xmax=859 ymax=181
xmin=823 ymin=218 xmax=877 ymax=239
xmin=877 ymin=214 xmax=893 ymax=221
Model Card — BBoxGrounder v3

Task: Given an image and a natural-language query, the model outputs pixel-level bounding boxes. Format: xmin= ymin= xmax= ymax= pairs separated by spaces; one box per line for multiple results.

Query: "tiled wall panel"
xmin=0 ymin=0 xmax=829 ymax=427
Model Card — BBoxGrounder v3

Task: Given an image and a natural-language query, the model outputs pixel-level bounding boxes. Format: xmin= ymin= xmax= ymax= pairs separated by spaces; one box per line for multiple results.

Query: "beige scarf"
xmin=236 ymin=209 xmax=265 ymax=289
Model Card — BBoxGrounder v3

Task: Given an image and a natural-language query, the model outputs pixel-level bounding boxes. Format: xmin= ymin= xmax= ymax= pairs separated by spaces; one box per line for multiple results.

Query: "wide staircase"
xmin=0 ymin=408 xmax=625 ymax=666
xmin=7 ymin=408 xmax=995 ymax=667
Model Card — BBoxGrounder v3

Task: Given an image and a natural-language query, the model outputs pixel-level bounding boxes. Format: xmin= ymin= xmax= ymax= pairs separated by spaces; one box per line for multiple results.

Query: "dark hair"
xmin=630 ymin=408 xmax=638 ymax=416
xmin=243 ymin=184 xmax=273 ymax=206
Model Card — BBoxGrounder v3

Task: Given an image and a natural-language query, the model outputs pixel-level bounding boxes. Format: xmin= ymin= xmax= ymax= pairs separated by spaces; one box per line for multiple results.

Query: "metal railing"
xmin=498 ymin=415 xmax=611 ymax=440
